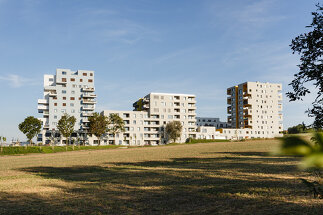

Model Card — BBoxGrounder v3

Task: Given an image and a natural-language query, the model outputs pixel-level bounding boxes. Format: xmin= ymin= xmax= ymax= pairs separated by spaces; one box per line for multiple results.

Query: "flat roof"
xmin=149 ymin=92 xmax=196 ymax=97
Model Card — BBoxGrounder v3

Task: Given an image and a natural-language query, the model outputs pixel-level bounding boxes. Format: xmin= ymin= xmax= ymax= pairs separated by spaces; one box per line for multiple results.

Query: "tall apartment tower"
xmin=133 ymin=92 xmax=197 ymax=142
xmin=37 ymin=69 xmax=96 ymax=143
xmin=226 ymin=81 xmax=283 ymax=136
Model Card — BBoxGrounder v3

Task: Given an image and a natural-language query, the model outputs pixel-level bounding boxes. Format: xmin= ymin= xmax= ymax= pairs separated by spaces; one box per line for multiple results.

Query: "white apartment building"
xmin=37 ymin=69 xmax=96 ymax=144
xmin=196 ymin=117 xmax=229 ymax=128
xmin=133 ymin=92 xmax=198 ymax=142
xmin=222 ymin=81 xmax=283 ymax=139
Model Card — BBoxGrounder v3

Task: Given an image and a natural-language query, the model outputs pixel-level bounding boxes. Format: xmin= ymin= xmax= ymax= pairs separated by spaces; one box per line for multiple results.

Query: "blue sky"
xmin=0 ymin=0 xmax=320 ymax=141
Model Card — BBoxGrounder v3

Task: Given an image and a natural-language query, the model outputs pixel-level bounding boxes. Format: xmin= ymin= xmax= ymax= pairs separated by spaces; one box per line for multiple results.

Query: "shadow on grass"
xmin=0 ymin=153 xmax=322 ymax=214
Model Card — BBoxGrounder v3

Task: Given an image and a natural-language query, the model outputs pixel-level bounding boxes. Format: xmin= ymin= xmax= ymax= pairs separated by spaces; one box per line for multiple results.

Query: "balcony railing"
xmin=82 ymin=87 xmax=95 ymax=92
xmin=83 ymin=99 xmax=97 ymax=104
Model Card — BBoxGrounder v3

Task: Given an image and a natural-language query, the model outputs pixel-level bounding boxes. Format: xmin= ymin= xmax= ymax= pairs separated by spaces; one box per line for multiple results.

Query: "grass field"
xmin=0 ymin=139 xmax=322 ymax=214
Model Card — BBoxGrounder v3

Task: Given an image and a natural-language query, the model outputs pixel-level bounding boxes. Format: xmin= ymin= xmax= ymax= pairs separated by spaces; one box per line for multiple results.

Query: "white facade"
xmin=37 ymin=69 xmax=96 ymax=144
xmin=223 ymin=81 xmax=283 ymax=139
xmin=196 ymin=117 xmax=229 ymax=128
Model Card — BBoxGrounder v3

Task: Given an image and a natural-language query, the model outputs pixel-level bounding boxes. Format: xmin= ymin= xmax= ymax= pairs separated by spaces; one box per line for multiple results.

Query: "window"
xmin=70 ymin=103 xmax=74 ymax=107
xmin=62 ymin=71 xmax=66 ymax=75
xmin=71 ymin=109 xmax=75 ymax=113
xmin=62 ymin=90 xmax=66 ymax=94
xmin=61 ymin=109 xmax=66 ymax=113
xmin=63 ymin=103 xmax=66 ymax=106
xmin=70 ymin=78 xmax=75 ymax=82
xmin=80 ymin=79 xmax=83 ymax=82
xmin=83 ymin=73 xmax=87 ymax=76
xmin=70 ymin=97 xmax=75 ymax=100
xmin=54 ymin=115 xmax=57 ymax=119
xmin=54 ymin=109 xmax=57 ymax=113
xmin=54 ymin=103 xmax=57 ymax=106
xmin=88 ymin=79 xmax=93 ymax=83
xmin=62 ymin=78 xmax=67 ymax=82
xmin=72 ymin=84 xmax=76 ymax=88
xmin=90 ymin=73 xmax=93 ymax=76
xmin=133 ymin=120 xmax=136 ymax=124
xmin=168 ymin=115 xmax=173 ymax=119
xmin=63 ymin=97 xmax=66 ymax=100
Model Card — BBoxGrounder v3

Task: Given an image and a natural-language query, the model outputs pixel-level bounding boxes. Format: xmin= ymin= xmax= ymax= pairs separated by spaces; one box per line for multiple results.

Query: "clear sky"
xmin=0 ymin=0 xmax=320 ymax=141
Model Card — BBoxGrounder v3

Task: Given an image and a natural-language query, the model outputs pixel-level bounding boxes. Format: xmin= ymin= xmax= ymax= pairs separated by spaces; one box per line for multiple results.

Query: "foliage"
xmin=278 ymin=132 xmax=323 ymax=198
xmin=57 ymin=114 xmax=76 ymax=145
xmin=185 ymin=138 xmax=230 ymax=144
xmin=18 ymin=116 xmax=42 ymax=144
xmin=107 ymin=113 xmax=125 ymax=136
xmin=88 ymin=113 xmax=109 ymax=145
xmin=165 ymin=121 xmax=183 ymax=143
xmin=287 ymin=4 xmax=323 ymax=129
xmin=287 ymin=123 xmax=308 ymax=134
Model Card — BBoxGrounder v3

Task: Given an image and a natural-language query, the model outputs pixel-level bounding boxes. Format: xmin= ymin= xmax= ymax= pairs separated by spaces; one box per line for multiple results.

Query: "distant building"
xmin=37 ymin=69 xmax=96 ymax=144
xmin=196 ymin=117 xmax=228 ymax=128
xmin=223 ymin=81 xmax=283 ymax=139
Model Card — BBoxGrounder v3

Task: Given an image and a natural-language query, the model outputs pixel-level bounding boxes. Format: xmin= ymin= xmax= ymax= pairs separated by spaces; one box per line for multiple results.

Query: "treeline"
xmin=287 ymin=123 xmax=321 ymax=134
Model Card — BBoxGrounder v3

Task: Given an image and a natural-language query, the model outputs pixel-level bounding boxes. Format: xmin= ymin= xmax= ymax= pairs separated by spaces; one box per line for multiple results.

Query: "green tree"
xmin=57 ymin=114 xmax=76 ymax=151
xmin=278 ymin=132 xmax=323 ymax=198
xmin=165 ymin=121 xmax=183 ymax=143
xmin=18 ymin=116 xmax=42 ymax=145
xmin=107 ymin=113 xmax=125 ymax=142
xmin=88 ymin=112 xmax=109 ymax=145
xmin=287 ymin=4 xmax=323 ymax=129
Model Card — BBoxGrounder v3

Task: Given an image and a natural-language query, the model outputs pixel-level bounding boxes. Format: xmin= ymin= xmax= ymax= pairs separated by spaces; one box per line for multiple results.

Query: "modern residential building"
xmin=223 ymin=81 xmax=283 ymax=138
xmin=196 ymin=117 xmax=228 ymax=128
xmin=37 ymin=69 xmax=96 ymax=144
xmin=133 ymin=92 xmax=198 ymax=142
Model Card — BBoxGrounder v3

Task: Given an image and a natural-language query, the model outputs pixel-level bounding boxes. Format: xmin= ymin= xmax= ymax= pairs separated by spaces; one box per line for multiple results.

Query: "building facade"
xmin=224 ymin=81 xmax=283 ymax=138
xmin=37 ymin=69 xmax=96 ymax=144
xmin=133 ymin=92 xmax=198 ymax=142
xmin=196 ymin=117 xmax=228 ymax=128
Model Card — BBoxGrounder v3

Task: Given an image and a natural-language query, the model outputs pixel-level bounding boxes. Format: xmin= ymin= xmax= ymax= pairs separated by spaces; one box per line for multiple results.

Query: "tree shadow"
xmin=0 ymin=154 xmax=321 ymax=214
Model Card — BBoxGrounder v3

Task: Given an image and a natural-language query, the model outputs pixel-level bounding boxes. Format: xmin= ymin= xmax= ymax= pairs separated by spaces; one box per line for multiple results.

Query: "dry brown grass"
xmin=0 ymin=139 xmax=322 ymax=214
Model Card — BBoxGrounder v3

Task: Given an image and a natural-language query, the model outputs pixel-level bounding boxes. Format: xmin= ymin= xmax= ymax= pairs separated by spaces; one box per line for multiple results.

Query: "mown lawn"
xmin=0 ymin=139 xmax=322 ymax=214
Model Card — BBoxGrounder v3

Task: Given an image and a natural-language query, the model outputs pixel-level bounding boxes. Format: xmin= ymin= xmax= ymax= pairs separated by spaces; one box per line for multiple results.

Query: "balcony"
xmin=82 ymin=106 xmax=95 ymax=111
xmin=227 ymin=106 xmax=232 ymax=114
xmin=82 ymin=93 xmax=97 ymax=98
xmin=82 ymin=87 xmax=95 ymax=92
xmin=48 ymin=91 xmax=57 ymax=97
xmin=82 ymin=112 xmax=93 ymax=117
xmin=227 ymin=116 xmax=232 ymax=122
xmin=43 ymin=111 xmax=49 ymax=116
xmin=243 ymin=92 xmax=252 ymax=98
xmin=227 ymin=98 xmax=232 ymax=105
xmin=227 ymin=88 xmax=232 ymax=95
xmin=38 ymin=105 xmax=49 ymax=111
xmin=44 ymin=85 xmax=56 ymax=91
xmin=243 ymin=100 xmax=252 ymax=108
xmin=43 ymin=124 xmax=49 ymax=129
xmin=82 ymin=118 xmax=89 ymax=123
xmin=38 ymin=99 xmax=48 ymax=105
xmin=83 ymin=99 xmax=97 ymax=104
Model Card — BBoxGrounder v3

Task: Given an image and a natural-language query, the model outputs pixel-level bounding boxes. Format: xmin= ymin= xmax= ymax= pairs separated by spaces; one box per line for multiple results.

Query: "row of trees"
xmin=18 ymin=113 xmax=126 ymax=147
xmin=18 ymin=113 xmax=185 ymax=147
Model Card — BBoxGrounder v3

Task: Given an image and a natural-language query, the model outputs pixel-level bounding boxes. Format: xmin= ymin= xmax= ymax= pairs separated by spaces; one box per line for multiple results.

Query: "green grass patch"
xmin=0 ymin=145 xmax=121 ymax=155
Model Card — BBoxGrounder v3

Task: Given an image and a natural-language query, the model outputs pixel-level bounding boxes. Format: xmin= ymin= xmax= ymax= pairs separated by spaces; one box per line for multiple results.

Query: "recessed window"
xmin=88 ymin=79 xmax=93 ymax=83
xmin=63 ymin=97 xmax=66 ymax=100
xmin=54 ymin=103 xmax=57 ymax=106
xmin=83 ymin=73 xmax=87 ymax=76
xmin=70 ymin=97 xmax=75 ymax=100
xmin=62 ymin=78 xmax=66 ymax=82
xmin=80 ymin=79 xmax=83 ymax=82
xmin=63 ymin=103 xmax=66 ymax=106
xmin=90 ymin=73 xmax=93 ymax=76
xmin=70 ymin=78 xmax=75 ymax=82
xmin=62 ymin=71 xmax=66 ymax=75
xmin=62 ymin=90 xmax=66 ymax=94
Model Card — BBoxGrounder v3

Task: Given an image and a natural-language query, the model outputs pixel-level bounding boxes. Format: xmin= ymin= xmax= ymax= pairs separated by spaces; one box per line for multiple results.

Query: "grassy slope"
xmin=0 ymin=139 xmax=322 ymax=214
